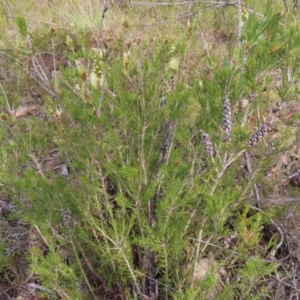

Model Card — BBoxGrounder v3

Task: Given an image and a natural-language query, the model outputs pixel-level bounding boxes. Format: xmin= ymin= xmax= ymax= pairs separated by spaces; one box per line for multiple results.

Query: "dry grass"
xmin=1 ymin=0 xmax=300 ymax=299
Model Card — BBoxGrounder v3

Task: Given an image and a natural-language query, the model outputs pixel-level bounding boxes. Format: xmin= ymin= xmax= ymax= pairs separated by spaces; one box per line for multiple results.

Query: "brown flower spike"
xmin=247 ymin=122 xmax=272 ymax=147
xmin=200 ymin=130 xmax=215 ymax=157
xmin=222 ymin=97 xmax=232 ymax=142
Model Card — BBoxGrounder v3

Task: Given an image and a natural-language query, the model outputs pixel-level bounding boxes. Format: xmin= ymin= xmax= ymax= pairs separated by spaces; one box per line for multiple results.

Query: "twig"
xmin=0 ymin=81 xmax=12 ymax=113
xmin=96 ymin=66 xmax=108 ymax=118
xmin=191 ymin=217 xmax=207 ymax=287
xmin=140 ymin=1 xmax=238 ymax=27
xmin=240 ymin=97 xmax=251 ymax=127
xmin=237 ymin=0 xmax=242 ymax=49
xmin=243 ymin=152 xmax=261 ymax=208
xmin=27 ymin=152 xmax=45 ymax=179
xmin=131 ymin=1 xmax=237 ymax=6
xmin=270 ymin=273 xmax=300 ymax=293
xmin=70 ymin=239 xmax=98 ymax=300
xmin=97 ymin=0 xmax=109 ymax=50
xmin=27 ymin=283 xmax=55 ymax=296
xmin=260 ymin=197 xmax=300 ymax=203
xmin=199 ymin=30 xmax=211 ymax=58
xmin=244 ymin=6 xmax=285 ymax=27
xmin=33 ymin=224 xmax=50 ymax=248
xmin=188 ymin=237 xmax=244 ymax=258
xmin=132 ymin=2 xmax=283 ymax=30
xmin=210 ymin=149 xmax=245 ymax=195
xmin=31 ymin=57 xmax=50 ymax=88
xmin=26 ymin=56 xmax=58 ymax=97
xmin=95 ymin=0 xmax=109 ymax=118
xmin=51 ymin=36 xmax=58 ymax=92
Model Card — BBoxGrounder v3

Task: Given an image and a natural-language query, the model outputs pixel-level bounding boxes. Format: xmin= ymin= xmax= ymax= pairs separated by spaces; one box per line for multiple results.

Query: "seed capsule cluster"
xmin=224 ymin=232 xmax=238 ymax=249
xmin=272 ymin=102 xmax=282 ymax=115
xmin=159 ymin=120 xmax=174 ymax=163
xmin=92 ymin=49 xmax=106 ymax=79
xmin=93 ymin=55 xmax=103 ymax=78
xmin=61 ymin=209 xmax=72 ymax=230
xmin=247 ymin=102 xmax=283 ymax=147
xmin=247 ymin=122 xmax=272 ymax=147
xmin=248 ymin=93 xmax=257 ymax=102
xmin=222 ymin=97 xmax=232 ymax=142
xmin=200 ymin=96 xmax=282 ymax=152
xmin=200 ymin=129 xmax=215 ymax=157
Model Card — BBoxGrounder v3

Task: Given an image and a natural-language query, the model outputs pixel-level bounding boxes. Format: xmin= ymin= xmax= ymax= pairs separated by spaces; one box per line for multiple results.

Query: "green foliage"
xmin=15 ymin=16 xmax=28 ymax=37
xmin=0 ymin=237 xmax=9 ymax=272
xmin=29 ymin=246 xmax=82 ymax=299
xmin=1 ymin=2 xmax=300 ymax=299
xmin=236 ymin=258 xmax=277 ymax=300
xmin=235 ymin=205 xmax=266 ymax=253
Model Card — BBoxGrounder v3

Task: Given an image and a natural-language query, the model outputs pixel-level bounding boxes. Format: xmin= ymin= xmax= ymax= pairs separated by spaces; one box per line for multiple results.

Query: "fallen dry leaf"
xmin=15 ymin=102 xmax=39 ymax=118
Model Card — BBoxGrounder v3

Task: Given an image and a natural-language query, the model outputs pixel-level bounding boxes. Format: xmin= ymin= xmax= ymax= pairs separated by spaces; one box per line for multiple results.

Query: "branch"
xmin=97 ymin=0 xmax=109 ymax=50
xmin=146 ymin=98 xmax=175 ymax=299
xmin=237 ymin=0 xmax=242 ymax=49
xmin=131 ymin=1 xmax=237 ymax=6
xmin=243 ymin=151 xmax=261 ymax=208
xmin=210 ymin=149 xmax=245 ymax=195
